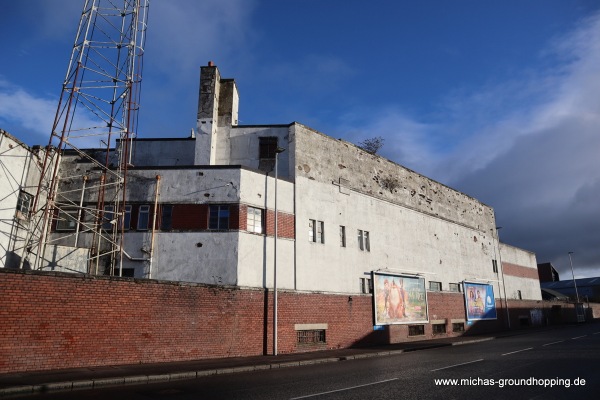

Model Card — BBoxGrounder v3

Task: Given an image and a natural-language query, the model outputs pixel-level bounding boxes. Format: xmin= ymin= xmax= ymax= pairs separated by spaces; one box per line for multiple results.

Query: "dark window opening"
xmin=16 ymin=191 xmax=33 ymax=217
xmin=432 ymin=323 xmax=446 ymax=335
xmin=259 ymin=137 xmax=278 ymax=159
xmin=102 ymin=205 xmax=115 ymax=230
xmin=452 ymin=322 xmax=465 ymax=332
xmin=161 ymin=204 xmax=173 ymax=230
xmin=137 ymin=205 xmax=150 ymax=231
xmin=122 ymin=205 xmax=132 ymax=230
xmin=297 ymin=330 xmax=326 ymax=344
xmin=209 ymin=205 xmax=230 ymax=230
xmin=408 ymin=325 xmax=425 ymax=336
xmin=56 ymin=209 xmax=78 ymax=231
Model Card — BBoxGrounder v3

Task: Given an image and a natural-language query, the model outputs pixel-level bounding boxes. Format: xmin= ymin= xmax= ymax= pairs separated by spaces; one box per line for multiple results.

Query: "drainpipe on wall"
xmin=149 ymin=175 xmax=161 ymax=279
xmin=496 ymin=227 xmax=511 ymax=329
xmin=273 ymin=146 xmax=285 ymax=356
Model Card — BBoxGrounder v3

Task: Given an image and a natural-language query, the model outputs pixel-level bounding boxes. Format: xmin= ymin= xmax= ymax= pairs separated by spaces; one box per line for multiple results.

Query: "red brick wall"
xmin=503 ymin=262 xmax=539 ymax=280
xmin=0 ymin=270 xmax=579 ymax=374
xmin=0 ymin=270 xmax=367 ymax=373
xmin=265 ymin=209 xmax=295 ymax=239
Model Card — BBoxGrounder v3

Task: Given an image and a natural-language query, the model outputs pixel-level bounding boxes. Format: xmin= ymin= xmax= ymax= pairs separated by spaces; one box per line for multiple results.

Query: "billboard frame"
xmin=463 ymin=281 xmax=497 ymax=321
xmin=372 ymin=271 xmax=429 ymax=326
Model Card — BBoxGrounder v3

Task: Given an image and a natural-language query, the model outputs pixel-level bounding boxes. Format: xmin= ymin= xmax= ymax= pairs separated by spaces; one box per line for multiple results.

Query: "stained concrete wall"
xmin=46 ymin=164 xmax=296 ymax=287
xmin=291 ymin=123 xmax=500 ymax=295
xmin=0 ymin=130 xmax=48 ymax=270
xmin=500 ymin=242 xmax=541 ymax=300
xmin=129 ymin=138 xmax=196 ymax=166
xmin=213 ymin=125 xmax=294 ymax=180
xmin=293 ymin=175 xmax=503 ymax=295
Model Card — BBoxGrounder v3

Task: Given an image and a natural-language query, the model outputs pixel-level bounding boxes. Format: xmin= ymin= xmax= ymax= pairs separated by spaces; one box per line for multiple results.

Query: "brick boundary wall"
xmin=1 ymin=269 xmax=594 ymax=374
xmin=0 ymin=270 xmax=376 ymax=374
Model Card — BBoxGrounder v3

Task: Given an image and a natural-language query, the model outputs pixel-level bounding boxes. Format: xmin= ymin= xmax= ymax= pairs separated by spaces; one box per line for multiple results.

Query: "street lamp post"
xmin=273 ymin=146 xmax=285 ymax=356
xmin=568 ymin=252 xmax=580 ymax=303
xmin=496 ymin=227 xmax=510 ymax=329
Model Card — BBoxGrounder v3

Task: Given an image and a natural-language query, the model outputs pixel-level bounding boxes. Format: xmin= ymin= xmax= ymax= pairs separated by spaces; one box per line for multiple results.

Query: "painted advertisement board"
xmin=372 ymin=272 xmax=429 ymax=325
xmin=463 ymin=281 xmax=497 ymax=321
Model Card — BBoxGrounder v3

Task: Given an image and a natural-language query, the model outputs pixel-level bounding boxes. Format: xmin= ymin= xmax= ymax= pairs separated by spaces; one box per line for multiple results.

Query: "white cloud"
xmin=146 ymin=0 xmax=257 ymax=76
xmin=334 ymin=12 xmax=600 ymax=276
xmin=0 ymin=78 xmax=122 ymax=148
xmin=0 ymin=78 xmax=56 ymax=140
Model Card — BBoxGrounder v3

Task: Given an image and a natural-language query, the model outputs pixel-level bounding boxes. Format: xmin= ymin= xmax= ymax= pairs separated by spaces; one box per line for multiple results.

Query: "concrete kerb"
xmin=0 ymin=336 xmax=507 ymax=398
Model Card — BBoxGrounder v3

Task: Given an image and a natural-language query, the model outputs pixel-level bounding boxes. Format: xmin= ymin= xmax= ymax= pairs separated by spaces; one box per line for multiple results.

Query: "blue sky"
xmin=1 ymin=0 xmax=599 ymax=279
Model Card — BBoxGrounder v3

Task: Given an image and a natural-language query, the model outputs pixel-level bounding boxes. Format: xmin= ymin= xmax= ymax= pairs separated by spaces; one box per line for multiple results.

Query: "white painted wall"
xmin=0 ymin=130 xmax=47 ymax=269
xmin=500 ymin=242 xmax=541 ymax=300
xmin=216 ymin=126 xmax=294 ymax=180
xmin=294 ymin=176 xmax=502 ymax=295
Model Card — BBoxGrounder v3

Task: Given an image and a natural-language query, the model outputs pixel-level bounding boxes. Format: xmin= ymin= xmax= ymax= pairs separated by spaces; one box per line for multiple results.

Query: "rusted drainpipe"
xmin=149 ymin=175 xmax=161 ymax=279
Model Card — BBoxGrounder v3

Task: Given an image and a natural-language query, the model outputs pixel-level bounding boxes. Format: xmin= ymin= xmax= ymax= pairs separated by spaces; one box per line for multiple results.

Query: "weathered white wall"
xmin=292 ymin=123 xmax=495 ymax=232
xmin=0 ymin=130 xmax=47 ymax=270
xmin=153 ymin=232 xmax=239 ymax=285
xmin=236 ymin=233 xmax=295 ymax=289
xmin=500 ymin=242 xmax=541 ymax=300
xmin=39 ymin=245 xmax=89 ymax=274
xmin=294 ymin=176 xmax=501 ymax=295
xmin=215 ymin=125 xmax=294 ymax=180
xmin=291 ymin=123 xmax=508 ymax=295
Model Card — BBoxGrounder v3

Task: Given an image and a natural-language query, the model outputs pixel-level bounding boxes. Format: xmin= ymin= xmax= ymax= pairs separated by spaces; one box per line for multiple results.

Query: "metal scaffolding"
xmin=20 ymin=0 xmax=149 ymax=276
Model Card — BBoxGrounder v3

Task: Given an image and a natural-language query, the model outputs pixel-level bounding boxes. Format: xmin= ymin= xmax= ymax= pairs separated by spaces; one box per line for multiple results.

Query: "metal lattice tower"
xmin=21 ymin=0 xmax=149 ymax=275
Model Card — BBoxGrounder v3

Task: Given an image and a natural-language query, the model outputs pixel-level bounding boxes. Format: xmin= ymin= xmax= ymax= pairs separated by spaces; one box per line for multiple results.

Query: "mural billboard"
xmin=463 ymin=281 xmax=497 ymax=321
xmin=372 ymin=272 xmax=429 ymax=325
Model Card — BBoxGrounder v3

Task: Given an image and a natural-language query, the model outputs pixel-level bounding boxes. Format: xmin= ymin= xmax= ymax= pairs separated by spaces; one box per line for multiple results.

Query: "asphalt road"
xmin=17 ymin=324 xmax=600 ymax=399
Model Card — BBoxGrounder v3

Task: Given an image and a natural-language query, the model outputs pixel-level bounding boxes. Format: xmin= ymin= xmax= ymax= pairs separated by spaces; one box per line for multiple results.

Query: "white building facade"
xmin=0 ymin=64 xmax=541 ymax=302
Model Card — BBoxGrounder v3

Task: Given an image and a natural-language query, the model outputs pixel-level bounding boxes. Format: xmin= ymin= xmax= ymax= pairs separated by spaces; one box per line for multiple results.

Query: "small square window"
xmin=56 ymin=209 xmax=78 ymax=231
xmin=16 ymin=191 xmax=34 ymax=216
xmin=360 ymin=277 xmax=372 ymax=294
xmin=449 ymin=283 xmax=460 ymax=292
xmin=297 ymin=330 xmax=326 ymax=344
xmin=408 ymin=325 xmax=425 ymax=336
xmin=432 ymin=323 xmax=446 ymax=335
xmin=209 ymin=205 xmax=230 ymax=230
xmin=247 ymin=206 xmax=263 ymax=234
xmin=429 ymin=281 xmax=442 ymax=291
xmin=452 ymin=322 xmax=465 ymax=332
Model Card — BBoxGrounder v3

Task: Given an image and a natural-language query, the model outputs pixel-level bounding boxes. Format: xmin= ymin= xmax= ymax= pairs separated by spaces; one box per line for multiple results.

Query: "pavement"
xmin=0 ymin=326 xmax=572 ymax=398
